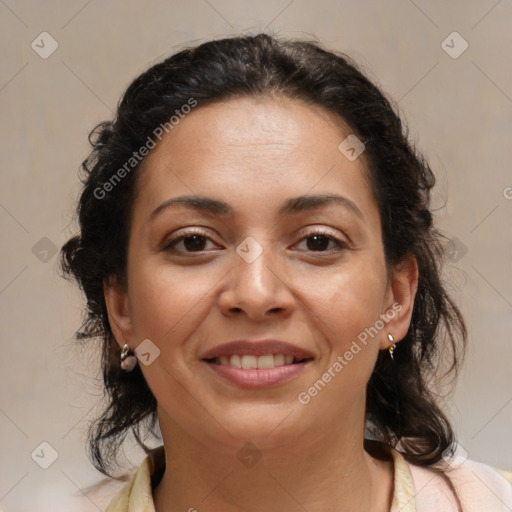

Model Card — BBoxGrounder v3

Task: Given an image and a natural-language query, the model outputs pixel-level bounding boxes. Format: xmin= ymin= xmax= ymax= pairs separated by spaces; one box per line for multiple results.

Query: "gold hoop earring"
xmin=387 ymin=334 xmax=396 ymax=360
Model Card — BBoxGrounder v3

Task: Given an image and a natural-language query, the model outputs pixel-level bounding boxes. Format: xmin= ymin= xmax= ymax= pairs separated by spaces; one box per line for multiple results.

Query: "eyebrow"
xmin=150 ymin=193 xmax=364 ymax=221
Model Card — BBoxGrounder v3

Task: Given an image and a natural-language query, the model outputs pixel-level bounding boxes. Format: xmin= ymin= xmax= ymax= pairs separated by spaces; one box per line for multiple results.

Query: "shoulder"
xmin=495 ymin=467 xmax=512 ymax=485
xmin=406 ymin=454 xmax=512 ymax=511
xmin=105 ymin=446 xmax=165 ymax=512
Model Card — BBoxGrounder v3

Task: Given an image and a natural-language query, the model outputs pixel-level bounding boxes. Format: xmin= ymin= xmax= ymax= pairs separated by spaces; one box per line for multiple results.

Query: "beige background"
xmin=1 ymin=0 xmax=511 ymax=510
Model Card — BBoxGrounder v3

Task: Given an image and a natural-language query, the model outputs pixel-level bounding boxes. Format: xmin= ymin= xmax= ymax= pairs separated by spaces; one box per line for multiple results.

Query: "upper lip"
xmin=200 ymin=340 xmax=314 ymax=360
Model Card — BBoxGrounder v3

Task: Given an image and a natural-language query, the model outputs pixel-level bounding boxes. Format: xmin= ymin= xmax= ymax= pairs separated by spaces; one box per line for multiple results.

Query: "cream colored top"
xmin=105 ymin=443 xmax=512 ymax=511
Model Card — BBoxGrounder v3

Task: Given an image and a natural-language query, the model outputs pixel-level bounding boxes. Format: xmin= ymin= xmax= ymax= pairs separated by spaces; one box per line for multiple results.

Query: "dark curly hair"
xmin=60 ymin=32 xmax=467 ymax=477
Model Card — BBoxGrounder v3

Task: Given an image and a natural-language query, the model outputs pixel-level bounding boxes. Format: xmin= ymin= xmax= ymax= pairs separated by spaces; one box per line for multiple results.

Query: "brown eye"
xmin=181 ymin=235 xmax=207 ymax=252
xmin=306 ymin=235 xmax=332 ymax=251
xmin=163 ymin=230 xmax=221 ymax=254
xmin=293 ymin=230 xmax=347 ymax=253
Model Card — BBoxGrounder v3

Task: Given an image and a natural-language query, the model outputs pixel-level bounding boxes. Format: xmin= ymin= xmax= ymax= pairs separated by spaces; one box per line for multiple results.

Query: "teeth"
xmin=241 ymin=355 xmax=258 ymax=369
xmin=230 ymin=354 xmax=242 ymax=368
xmin=257 ymin=354 xmax=274 ymax=369
xmin=273 ymin=354 xmax=285 ymax=366
xmin=218 ymin=354 xmax=301 ymax=368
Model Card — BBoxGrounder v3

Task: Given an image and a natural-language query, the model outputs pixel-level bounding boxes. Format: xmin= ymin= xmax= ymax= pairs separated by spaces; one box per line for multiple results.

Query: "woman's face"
xmin=106 ymin=96 xmax=417 ymax=451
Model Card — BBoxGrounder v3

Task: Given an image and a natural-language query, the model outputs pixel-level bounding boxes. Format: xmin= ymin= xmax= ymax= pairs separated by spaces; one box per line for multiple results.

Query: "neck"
xmin=153 ymin=396 xmax=393 ymax=512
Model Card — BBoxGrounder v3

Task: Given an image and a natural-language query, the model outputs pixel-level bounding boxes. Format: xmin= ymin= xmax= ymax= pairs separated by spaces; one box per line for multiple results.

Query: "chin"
xmin=202 ymin=401 xmax=307 ymax=448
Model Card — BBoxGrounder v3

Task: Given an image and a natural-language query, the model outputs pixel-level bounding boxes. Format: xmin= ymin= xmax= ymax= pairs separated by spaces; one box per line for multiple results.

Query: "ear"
xmin=104 ymin=275 xmax=134 ymax=349
xmin=379 ymin=253 xmax=419 ymax=350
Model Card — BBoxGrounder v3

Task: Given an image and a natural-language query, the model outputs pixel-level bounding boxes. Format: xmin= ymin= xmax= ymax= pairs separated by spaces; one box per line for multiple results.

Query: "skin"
xmin=105 ymin=95 xmax=418 ymax=512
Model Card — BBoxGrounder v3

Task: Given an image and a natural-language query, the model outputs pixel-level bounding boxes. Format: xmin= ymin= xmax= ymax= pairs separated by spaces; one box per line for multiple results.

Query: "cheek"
xmin=296 ymin=257 xmax=387 ymax=397
xmin=299 ymin=282 xmax=383 ymax=414
xmin=300 ymin=259 xmax=387 ymax=342
xmin=126 ymin=265 xmax=218 ymax=421
xmin=127 ymin=263 xmax=219 ymax=347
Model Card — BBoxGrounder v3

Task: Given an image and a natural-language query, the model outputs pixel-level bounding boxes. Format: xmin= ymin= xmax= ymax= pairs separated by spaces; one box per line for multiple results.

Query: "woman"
xmin=60 ymin=33 xmax=512 ymax=511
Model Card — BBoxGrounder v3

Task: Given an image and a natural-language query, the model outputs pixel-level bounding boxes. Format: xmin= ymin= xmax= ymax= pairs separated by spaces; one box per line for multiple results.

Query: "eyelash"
xmin=163 ymin=228 xmax=348 ymax=254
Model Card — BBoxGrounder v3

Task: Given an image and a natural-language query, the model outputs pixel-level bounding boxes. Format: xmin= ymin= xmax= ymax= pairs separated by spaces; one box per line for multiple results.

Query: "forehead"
xmin=134 ymin=95 xmax=379 ymax=226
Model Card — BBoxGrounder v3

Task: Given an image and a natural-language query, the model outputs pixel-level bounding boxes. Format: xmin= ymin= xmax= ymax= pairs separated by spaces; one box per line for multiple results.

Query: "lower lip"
xmin=204 ymin=360 xmax=311 ymax=389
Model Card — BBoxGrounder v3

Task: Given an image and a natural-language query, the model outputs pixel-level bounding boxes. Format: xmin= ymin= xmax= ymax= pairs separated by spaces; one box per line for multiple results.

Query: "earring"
xmin=120 ymin=343 xmax=138 ymax=372
xmin=387 ymin=334 xmax=396 ymax=360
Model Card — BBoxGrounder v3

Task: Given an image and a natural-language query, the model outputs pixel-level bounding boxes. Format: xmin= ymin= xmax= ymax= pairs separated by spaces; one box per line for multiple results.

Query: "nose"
xmin=218 ymin=243 xmax=295 ymax=321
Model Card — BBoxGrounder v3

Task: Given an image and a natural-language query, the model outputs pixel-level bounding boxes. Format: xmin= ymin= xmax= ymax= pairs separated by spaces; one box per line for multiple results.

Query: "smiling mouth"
xmin=204 ymin=354 xmax=313 ymax=369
